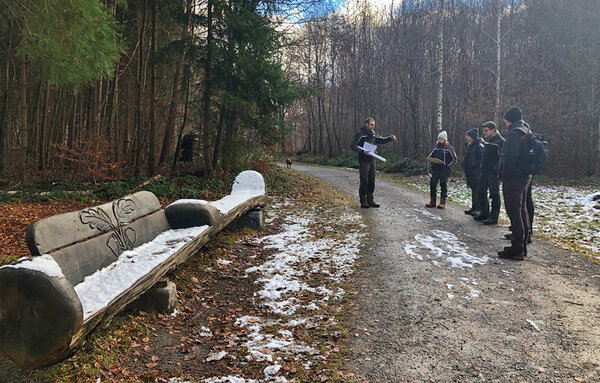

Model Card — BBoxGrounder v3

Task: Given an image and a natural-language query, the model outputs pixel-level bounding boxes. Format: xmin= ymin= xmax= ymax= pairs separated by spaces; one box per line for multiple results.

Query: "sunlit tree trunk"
xmin=435 ymin=0 xmax=444 ymax=132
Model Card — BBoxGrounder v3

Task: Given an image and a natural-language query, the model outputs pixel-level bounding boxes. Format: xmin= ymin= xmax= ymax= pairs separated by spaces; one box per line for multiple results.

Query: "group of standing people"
xmin=427 ymin=106 xmax=534 ymax=260
xmin=351 ymin=107 xmax=535 ymax=262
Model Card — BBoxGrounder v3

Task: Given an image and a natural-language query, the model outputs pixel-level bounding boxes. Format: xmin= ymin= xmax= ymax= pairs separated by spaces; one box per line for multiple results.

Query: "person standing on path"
xmin=498 ymin=107 xmax=531 ymax=260
xmin=351 ymin=118 xmax=397 ymax=208
xmin=463 ymin=128 xmax=484 ymax=216
xmin=426 ymin=131 xmax=457 ymax=209
xmin=474 ymin=121 xmax=505 ymax=225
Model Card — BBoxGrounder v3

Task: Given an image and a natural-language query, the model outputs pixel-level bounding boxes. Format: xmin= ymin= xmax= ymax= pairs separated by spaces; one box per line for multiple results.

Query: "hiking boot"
xmin=367 ymin=198 xmax=380 ymax=208
xmin=482 ymin=217 xmax=498 ymax=225
xmin=464 ymin=208 xmax=475 ymax=215
xmin=360 ymin=198 xmax=370 ymax=208
xmin=498 ymin=247 xmax=525 ymax=260
xmin=504 ymin=233 xmax=513 ymax=240
xmin=469 ymin=210 xmax=481 ymax=217
xmin=426 ymin=197 xmax=436 ymax=208
xmin=473 ymin=214 xmax=488 ymax=221
xmin=437 ymin=197 xmax=446 ymax=209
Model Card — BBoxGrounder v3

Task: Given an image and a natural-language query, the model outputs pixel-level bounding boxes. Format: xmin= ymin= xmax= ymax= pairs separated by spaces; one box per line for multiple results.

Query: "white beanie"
xmin=437 ymin=130 xmax=448 ymax=142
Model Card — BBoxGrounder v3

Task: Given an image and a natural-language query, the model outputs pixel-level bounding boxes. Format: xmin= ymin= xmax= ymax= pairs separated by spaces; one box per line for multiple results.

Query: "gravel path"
xmin=293 ymin=164 xmax=600 ymax=383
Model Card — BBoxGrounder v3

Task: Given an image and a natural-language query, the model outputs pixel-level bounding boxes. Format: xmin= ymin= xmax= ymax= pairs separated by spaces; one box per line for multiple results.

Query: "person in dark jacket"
xmin=474 ymin=121 xmax=505 ymax=225
xmin=350 ymin=118 xmax=397 ymax=208
xmin=498 ymin=107 xmax=531 ymax=260
xmin=426 ymin=131 xmax=457 ymax=209
xmin=463 ymin=128 xmax=484 ymax=215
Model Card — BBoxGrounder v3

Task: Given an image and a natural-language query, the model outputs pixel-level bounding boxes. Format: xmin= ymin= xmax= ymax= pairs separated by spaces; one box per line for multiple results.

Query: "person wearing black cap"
xmin=474 ymin=121 xmax=505 ymax=224
xmin=498 ymin=106 xmax=531 ymax=260
xmin=463 ymin=128 xmax=484 ymax=216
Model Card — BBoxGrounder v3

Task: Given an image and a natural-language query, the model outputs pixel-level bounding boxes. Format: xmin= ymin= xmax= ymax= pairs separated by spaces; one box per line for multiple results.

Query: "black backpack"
xmin=518 ymin=129 xmax=549 ymax=175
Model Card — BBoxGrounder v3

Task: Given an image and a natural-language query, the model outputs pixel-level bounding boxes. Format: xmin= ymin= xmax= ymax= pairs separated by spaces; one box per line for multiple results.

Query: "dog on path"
xmin=286 ymin=158 xmax=292 ymax=168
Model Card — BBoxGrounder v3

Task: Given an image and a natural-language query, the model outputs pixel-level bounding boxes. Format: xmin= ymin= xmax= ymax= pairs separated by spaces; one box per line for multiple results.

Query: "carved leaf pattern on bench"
xmin=79 ymin=198 xmax=138 ymax=257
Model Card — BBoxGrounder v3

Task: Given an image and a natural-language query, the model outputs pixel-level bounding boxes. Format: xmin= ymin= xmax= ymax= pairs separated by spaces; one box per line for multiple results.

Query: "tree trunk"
xmin=135 ymin=0 xmax=147 ymax=176
xmin=148 ymin=0 xmax=157 ymax=176
xmin=435 ymin=0 xmax=444 ymax=132
xmin=495 ymin=0 xmax=502 ymax=122
xmin=200 ymin=0 xmax=215 ymax=175
xmin=18 ymin=56 xmax=28 ymax=153
xmin=160 ymin=0 xmax=191 ymax=165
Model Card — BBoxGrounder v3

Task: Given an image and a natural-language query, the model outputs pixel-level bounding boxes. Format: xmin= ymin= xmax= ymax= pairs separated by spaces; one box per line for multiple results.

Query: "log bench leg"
xmin=227 ymin=209 xmax=264 ymax=230
xmin=127 ymin=279 xmax=177 ymax=313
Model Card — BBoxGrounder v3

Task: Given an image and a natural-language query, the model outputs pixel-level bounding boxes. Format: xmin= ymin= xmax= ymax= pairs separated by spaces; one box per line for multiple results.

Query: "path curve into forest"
xmin=293 ymin=163 xmax=600 ymax=383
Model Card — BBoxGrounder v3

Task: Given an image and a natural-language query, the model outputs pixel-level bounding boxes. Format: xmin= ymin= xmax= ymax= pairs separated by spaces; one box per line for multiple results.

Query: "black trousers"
xmin=430 ymin=167 xmax=450 ymax=199
xmin=526 ymin=179 xmax=534 ymax=229
xmin=503 ymin=176 xmax=532 ymax=250
xmin=477 ymin=171 xmax=501 ymax=217
xmin=359 ymin=159 xmax=376 ymax=199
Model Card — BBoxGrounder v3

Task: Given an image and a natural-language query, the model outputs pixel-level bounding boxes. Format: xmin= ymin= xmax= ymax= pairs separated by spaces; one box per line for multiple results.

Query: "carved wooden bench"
xmin=0 ymin=170 xmax=266 ymax=369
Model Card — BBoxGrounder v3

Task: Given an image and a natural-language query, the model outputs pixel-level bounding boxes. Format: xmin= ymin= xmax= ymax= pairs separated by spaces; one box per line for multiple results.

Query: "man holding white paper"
xmin=351 ymin=118 xmax=397 ymax=208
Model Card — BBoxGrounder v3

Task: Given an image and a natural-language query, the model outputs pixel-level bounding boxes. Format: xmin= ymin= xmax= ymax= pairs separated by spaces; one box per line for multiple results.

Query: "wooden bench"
xmin=0 ymin=170 xmax=266 ymax=369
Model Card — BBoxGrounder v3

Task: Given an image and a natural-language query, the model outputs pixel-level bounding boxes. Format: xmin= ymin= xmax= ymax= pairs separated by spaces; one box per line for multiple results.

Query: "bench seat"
xmin=0 ymin=170 xmax=266 ymax=369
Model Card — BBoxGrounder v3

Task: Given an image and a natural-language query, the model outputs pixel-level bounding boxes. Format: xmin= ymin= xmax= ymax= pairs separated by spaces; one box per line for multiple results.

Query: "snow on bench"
xmin=0 ymin=170 xmax=266 ymax=369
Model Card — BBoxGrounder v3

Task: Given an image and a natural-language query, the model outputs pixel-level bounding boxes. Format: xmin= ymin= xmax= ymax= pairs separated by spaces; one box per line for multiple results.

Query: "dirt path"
xmin=294 ymin=164 xmax=600 ymax=383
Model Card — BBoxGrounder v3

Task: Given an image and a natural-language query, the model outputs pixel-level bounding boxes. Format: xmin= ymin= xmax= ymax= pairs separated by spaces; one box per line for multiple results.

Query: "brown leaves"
xmin=0 ymin=200 xmax=91 ymax=264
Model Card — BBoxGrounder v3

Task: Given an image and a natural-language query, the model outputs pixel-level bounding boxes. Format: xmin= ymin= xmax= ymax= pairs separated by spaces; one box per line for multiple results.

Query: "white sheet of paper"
xmin=357 ymin=144 xmax=387 ymax=162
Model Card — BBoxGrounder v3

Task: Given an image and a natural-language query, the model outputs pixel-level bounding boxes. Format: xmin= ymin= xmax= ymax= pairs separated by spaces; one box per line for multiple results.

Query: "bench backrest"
xmin=26 ymin=191 xmax=170 ymax=286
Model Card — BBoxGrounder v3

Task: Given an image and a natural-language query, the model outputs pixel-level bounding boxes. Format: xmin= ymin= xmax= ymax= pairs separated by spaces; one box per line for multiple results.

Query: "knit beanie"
xmin=504 ymin=106 xmax=523 ymax=123
xmin=466 ymin=128 xmax=479 ymax=140
xmin=481 ymin=121 xmax=496 ymax=130
xmin=437 ymin=131 xmax=448 ymax=142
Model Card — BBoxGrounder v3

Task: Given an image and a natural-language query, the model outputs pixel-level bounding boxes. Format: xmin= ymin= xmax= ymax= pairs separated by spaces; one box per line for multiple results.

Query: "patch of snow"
xmin=526 ymin=319 xmax=541 ymax=332
xmin=404 ymin=230 xmax=488 ymax=269
xmin=415 ymin=208 xmax=442 ymax=221
xmin=2 ymin=254 xmax=65 ymax=279
xmin=264 ymin=364 xmax=281 ymax=378
xmin=199 ymin=326 xmax=213 ymax=337
xmin=217 ymin=259 xmax=233 ymax=265
xmin=204 ymin=377 xmax=258 ymax=383
xmin=170 ymin=309 xmax=180 ymax=318
xmin=75 ymin=225 xmax=209 ymax=320
xmin=206 ymin=351 xmax=228 ymax=362
xmin=166 ymin=199 xmax=209 ymax=207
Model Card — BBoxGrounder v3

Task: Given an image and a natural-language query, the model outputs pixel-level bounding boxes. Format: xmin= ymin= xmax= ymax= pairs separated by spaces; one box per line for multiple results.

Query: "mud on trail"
xmin=294 ymin=164 xmax=600 ymax=383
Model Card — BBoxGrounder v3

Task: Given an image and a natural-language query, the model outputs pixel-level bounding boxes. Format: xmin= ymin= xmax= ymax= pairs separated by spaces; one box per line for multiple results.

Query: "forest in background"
xmin=0 ymin=0 xmax=324 ymax=184
xmin=1 ymin=0 xmax=599 ymax=185
xmin=284 ymin=0 xmax=600 ymax=177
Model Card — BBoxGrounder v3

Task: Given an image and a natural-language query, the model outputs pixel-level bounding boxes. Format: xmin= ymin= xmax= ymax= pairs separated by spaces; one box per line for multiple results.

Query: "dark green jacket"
xmin=351 ymin=126 xmax=394 ymax=162
xmin=500 ymin=121 xmax=528 ymax=179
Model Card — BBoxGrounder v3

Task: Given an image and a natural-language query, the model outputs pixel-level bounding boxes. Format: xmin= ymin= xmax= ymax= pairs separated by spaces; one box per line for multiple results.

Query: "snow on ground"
xmin=404 ymin=229 xmax=488 ymax=269
xmin=406 ymin=176 xmax=600 ymax=258
xmin=204 ymin=198 xmax=365 ymax=382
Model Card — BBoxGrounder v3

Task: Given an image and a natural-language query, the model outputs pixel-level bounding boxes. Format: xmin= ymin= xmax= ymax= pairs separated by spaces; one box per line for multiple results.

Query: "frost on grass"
xmin=207 ymin=200 xmax=365 ymax=383
xmin=406 ymin=176 xmax=600 ymax=259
